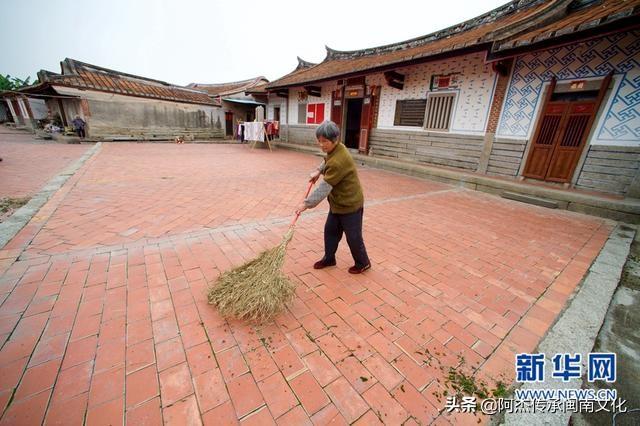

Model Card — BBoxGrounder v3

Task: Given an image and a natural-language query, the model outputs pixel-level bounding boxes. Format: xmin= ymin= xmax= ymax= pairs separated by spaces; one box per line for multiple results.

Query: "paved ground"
xmin=0 ymin=132 xmax=613 ymax=425
xmin=0 ymin=129 xmax=89 ymax=199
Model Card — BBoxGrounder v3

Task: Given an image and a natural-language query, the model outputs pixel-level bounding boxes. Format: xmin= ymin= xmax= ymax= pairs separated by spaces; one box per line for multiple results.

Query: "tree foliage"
xmin=0 ymin=75 xmax=32 ymax=91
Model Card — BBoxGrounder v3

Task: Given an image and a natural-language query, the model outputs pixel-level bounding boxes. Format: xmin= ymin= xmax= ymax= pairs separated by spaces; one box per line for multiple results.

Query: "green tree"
xmin=0 ymin=75 xmax=32 ymax=91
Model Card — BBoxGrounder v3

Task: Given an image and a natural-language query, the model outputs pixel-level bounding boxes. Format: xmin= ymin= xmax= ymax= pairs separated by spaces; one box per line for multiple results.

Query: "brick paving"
xmin=0 ymin=138 xmax=612 ymax=425
xmin=0 ymin=129 xmax=90 ymax=199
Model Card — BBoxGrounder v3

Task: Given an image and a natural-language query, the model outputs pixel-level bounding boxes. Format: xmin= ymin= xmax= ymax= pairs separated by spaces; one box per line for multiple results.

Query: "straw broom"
xmin=207 ymin=181 xmax=314 ymax=323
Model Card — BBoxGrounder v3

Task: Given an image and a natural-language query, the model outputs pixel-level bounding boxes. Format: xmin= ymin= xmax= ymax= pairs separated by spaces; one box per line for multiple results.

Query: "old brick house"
xmin=3 ymin=58 xmax=224 ymax=141
xmin=265 ymin=0 xmax=640 ymax=197
xmin=188 ymin=77 xmax=269 ymax=138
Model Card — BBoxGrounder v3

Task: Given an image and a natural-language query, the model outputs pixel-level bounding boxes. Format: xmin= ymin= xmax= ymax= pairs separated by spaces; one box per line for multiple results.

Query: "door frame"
xmin=522 ymin=73 xmax=612 ymax=183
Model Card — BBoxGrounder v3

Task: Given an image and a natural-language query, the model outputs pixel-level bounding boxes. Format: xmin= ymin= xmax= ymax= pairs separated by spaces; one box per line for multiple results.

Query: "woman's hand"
xmin=309 ymin=170 xmax=321 ymax=183
xmin=295 ymin=203 xmax=308 ymax=215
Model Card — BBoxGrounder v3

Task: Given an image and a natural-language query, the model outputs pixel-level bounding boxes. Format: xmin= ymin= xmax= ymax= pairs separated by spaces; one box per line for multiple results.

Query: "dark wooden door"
xmin=225 ymin=112 xmax=234 ymax=136
xmin=359 ymin=94 xmax=375 ymax=154
xmin=331 ymin=88 xmax=343 ymax=128
xmin=523 ymin=102 xmax=568 ymax=180
xmin=545 ymin=102 xmax=596 ymax=182
xmin=523 ymin=74 xmax=611 ymax=183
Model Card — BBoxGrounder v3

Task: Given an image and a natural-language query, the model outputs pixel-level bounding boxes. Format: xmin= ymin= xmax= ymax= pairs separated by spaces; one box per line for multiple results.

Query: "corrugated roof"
xmin=188 ymin=76 xmax=269 ymax=97
xmin=266 ymin=0 xmax=640 ymax=89
xmin=34 ymin=59 xmax=217 ymax=106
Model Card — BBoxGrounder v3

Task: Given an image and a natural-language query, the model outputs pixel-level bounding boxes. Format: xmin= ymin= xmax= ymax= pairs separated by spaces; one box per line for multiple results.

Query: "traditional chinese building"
xmin=188 ymin=77 xmax=269 ymax=138
xmin=265 ymin=0 xmax=640 ymax=197
xmin=2 ymin=58 xmax=224 ymax=140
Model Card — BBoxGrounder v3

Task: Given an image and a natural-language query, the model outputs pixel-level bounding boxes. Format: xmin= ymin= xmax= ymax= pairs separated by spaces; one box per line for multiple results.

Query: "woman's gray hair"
xmin=315 ymin=120 xmax=340 ymax=142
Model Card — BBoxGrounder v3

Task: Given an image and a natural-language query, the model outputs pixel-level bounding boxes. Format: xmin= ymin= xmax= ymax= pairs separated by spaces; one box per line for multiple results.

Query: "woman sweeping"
xmin=296 ymin=121 xmax=371 ymax=274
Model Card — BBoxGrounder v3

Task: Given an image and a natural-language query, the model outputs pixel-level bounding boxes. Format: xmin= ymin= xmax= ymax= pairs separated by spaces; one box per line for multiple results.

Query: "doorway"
xmin=523 ymin=75 xmax=611 ymax=183
xmin=344 ymin=98 xmax=363 ymax=149
xmin=274 ymin=107 xmax=280 ymax=122
xmin=225 ymin=112 xmax=234 ymax=137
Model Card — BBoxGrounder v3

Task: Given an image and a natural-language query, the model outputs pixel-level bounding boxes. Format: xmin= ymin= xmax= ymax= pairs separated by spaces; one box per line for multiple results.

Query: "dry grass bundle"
xmin=207 ymin=228 xmax=296 ymax=323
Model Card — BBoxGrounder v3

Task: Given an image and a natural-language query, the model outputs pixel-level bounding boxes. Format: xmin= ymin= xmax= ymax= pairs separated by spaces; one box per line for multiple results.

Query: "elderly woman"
xmin=296 ymin=121 xmax=371 ymax=274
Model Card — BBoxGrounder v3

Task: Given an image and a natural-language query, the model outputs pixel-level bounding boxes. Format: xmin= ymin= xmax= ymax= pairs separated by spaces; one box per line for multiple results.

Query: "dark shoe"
xmin=313 ymin=258 xmax=336 ymax=269
xmin=348 ymin=263 xmax=371 ymax=274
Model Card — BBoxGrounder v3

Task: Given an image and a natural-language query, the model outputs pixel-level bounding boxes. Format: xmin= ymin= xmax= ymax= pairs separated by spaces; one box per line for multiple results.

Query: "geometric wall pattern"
xmin=497 ymin=30 xmax=640 ymax=143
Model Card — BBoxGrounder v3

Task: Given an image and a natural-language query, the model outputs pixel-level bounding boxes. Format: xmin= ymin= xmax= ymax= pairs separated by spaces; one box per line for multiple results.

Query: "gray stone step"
xmin=501 ymin=191 xmax=559 ymax=209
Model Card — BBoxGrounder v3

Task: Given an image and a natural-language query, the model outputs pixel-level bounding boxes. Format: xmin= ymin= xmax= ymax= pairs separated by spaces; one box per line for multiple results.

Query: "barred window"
xmin=394 ymin=99 xmax=427 ymax=127
xmin=424 ymin=93 xmax=455 ymax=131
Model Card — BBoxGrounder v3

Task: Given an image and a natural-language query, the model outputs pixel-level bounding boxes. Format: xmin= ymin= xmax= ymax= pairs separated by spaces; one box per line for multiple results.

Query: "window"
xmin=297 ymin=103 xmax=307 ymax=124
xmin=424 ymin=93 xmax=455 ymax=131
xmin=394 ymin=99 xmax=427 ymax=127
xmin=306 ymin=103 xmax=325 ymax=125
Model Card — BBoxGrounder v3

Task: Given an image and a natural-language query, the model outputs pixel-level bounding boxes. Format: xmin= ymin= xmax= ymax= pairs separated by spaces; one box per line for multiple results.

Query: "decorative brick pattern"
xmin=497 ymin=30 xmax=640 ymax=143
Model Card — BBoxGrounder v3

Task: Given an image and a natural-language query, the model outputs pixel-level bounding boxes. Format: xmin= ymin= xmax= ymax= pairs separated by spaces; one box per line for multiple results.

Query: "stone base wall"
xmin=486 ymin=137 xmax=527 ymax=177
xmin=281 ymin=124 xmax=318 ymax=145
xmin=575 ymin=145 xmax=640 ymax=196
xmin=369 ymin=129 xmax=484 ymax=171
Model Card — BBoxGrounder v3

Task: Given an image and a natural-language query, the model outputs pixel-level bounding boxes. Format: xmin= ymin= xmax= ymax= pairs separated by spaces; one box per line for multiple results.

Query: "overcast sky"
xmin=1 ymin=0 xmax=507 ymax=86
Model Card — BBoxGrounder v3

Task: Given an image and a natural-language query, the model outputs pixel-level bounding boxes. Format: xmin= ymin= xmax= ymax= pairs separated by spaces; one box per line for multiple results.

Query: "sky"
xmin=1 ymin=0 xmax=507 ymax=87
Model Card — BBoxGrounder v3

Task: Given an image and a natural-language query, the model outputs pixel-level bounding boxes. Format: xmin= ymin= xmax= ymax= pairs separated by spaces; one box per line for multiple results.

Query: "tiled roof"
xmin=493 ymin=0 xmax=639 ymax=51
xmin=267 ymin=0 xmax=640 ymax=89
xmin=188 ymin=76 xmax=269 ymax=97
xmin=244 ymin=82 xmax=269 ymax=95
xmin=36 ymin=59 xmax=216 ymax=105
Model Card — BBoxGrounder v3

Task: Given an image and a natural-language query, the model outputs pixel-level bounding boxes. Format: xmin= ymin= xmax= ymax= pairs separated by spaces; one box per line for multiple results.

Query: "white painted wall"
xmin=286 ymin=81 xmax=336 ymax=125
xmin=266 ymin=95 xmax=286 ymax=121
xmin=371 ymin=51 xmax=496 ymax=134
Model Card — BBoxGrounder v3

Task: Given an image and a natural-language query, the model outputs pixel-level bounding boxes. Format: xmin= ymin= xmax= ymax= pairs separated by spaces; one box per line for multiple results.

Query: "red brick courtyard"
xmin=0 ymin=131 xmax=611 ymax=425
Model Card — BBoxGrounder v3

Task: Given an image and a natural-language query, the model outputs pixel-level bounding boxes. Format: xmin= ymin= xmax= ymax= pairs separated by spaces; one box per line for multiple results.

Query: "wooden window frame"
xmin=424 ymin=92 xmax=456 ymax=131
xmin=393 ymin=98 xmax=427 ymax=127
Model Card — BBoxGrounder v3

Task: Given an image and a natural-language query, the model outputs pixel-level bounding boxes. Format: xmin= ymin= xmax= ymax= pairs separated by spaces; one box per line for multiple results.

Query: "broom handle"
xmin=290 ymin=181 xmax=315 ymax=227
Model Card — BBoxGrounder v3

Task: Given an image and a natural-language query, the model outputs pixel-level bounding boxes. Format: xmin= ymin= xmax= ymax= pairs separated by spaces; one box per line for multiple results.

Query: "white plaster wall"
xmin=266 ymin=95 xmax=286 ymax=121
xmin=372 ymin=52 xmax=496 ymax=134
xmin=287 ymin=81 xmax=336 ymax=125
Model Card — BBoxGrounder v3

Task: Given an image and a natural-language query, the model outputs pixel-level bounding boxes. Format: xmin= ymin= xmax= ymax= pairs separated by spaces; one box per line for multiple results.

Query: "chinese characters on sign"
xmin=516 ymin=353 xmax=616 ymax=383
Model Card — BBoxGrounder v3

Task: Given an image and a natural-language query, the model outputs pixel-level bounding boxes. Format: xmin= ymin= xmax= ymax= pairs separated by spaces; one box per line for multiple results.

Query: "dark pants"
xmin=76 ymin=128 xmax=85 ymax=138
xmin=324 ymin=208 xmax=370 ymax=268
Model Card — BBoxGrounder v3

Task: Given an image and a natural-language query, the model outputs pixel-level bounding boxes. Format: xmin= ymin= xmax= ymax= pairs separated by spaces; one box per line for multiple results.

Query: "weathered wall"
xmin=287 ymin=82 xmax=335 ymax=125
xmin=53 ymin=86 xmax=224 ymax=140
xmin=369 ymin=128 xmax=484 ymax=170
xmin=575 ymin=145 xmax=640 ymax=195
xmin=0 ymin=101 xmax=10 ymax=122
xmin=281 ymin=124 xmax=317 ymax=145
xmin=486 ymin=137 xmax=527 ymax=177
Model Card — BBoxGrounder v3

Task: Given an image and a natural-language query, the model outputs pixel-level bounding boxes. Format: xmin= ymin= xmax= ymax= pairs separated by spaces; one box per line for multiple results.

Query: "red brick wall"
xmin=486 ymin=59 xmax=513 ymax=134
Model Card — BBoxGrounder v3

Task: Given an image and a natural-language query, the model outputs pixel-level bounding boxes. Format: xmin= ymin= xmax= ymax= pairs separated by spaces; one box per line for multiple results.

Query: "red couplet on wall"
xmin=306 ymin=103 xmax=325 ymax=125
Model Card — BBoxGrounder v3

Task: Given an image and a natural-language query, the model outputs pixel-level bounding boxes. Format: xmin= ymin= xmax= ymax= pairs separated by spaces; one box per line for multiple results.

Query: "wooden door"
xmin=523 ymin=74 xmax=611 ymax=183
xmin=331 ymin=88 xmax=343 ymax=128
xmin=359 ymin=94 xmax=375 ymax=154
xmin=545 ymin=102 xmax=596 ymax=182
xmin=225 ymin=112 xmax=233 ymax=136
xmin=523 ymin=102 xmax=568 ymax=179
